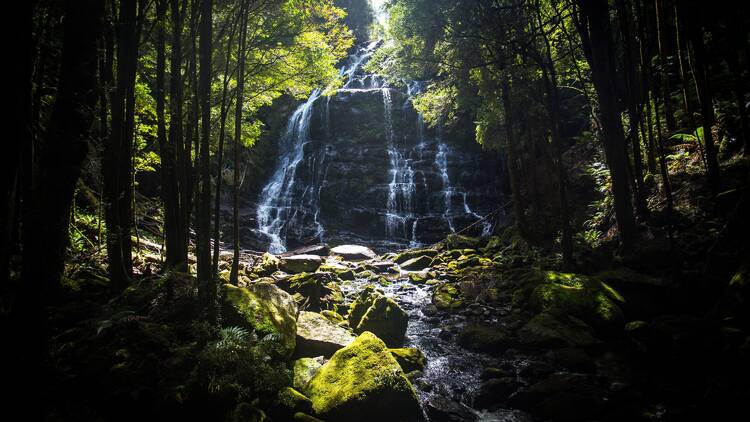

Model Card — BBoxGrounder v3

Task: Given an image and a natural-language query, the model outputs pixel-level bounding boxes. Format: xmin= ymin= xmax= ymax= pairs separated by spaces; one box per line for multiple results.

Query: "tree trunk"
xmin=104 ymin=0 xmax=139 ymax=291
xmin=655 ymin=0 xmax=677 ymax=133
xmin=197 ymin=0 xmax=215 ymax=320
xmin=500 ymin=78 xmax=527 ymax=238
xmin=15 ymin=0 xmax=104 ymax=416
xmin=230 ymin=0 xmax=249 ymax=284
xmin=576 ymin=0 xmax=638 ymax=250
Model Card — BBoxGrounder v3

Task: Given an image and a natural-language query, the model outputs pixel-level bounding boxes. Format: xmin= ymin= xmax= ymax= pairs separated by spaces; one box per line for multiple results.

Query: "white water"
xmin=256 ymin=89 xmax=322 ymax=253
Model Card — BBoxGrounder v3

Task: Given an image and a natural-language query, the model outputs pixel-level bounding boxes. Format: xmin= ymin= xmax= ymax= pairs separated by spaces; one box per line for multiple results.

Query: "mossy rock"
xmin=320 ymin=310 xmax=346 ymax=325
xmin=277 ymin=387 xmax=313 ymax=416
xmin=355 ymin=296 xmax=409 ymax=347
xmin=529 ymin=271 xmax=624 ymax=333
xmin=389 ymin=347 xmax=426 ymax=372
xmin=393 ymin=248 xmax=439 ymax=264
xmin=295 ymin=311 xmax=356 ymax=358
xmin=221 ymin=283 xmax=298 ymax=359
xmin=399 ymin=255 xmax=434 ymax=271
xmin=457 ymin=324 xmax=512 ymax=353
xmin=518 ymin=312 xmax=597 ymax=348
xmin=294 ymin=356 xmax=325 ymax=392
xmin=227 ymin=402 xmax=268 ymax=422
xmin=284 ymin=272 xmax=343 ymax=311
xmin=305 ymin=332 xmax=421 ymax=421
xmin=254 ymin=252 xmax=280 ymax=276
xmin=445 ymin=234 xmax=482 ymax=250
xmin=432 ymin=283 xmax=464 ymax=311
xmin=293 ymin=413 xmax=325 ymax=422
xmin=407 ymin=271 xmax=431 ymax=284
xmin=347 ymin=285 xmax=383 ymax=328
xmin=280 ymin=254 xmax=323 ymax=274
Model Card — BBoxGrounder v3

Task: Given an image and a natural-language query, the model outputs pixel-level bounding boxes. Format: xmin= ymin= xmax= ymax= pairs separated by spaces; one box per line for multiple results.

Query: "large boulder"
xmin=529 ymin=271 xmax=624 ymax=333
xmin=400 ymin=255 xmax=434 ymax=271
xmin=330 ymin=244 xmax=377 ymax=261
xmin=445 ymin=234 xmax=482 ymax=250
xmin=282 ymin=272 xmax=345 ymax=311
xmin=281 ymin=254 xmax=324 ymax=274
xmin=296 ymin=311 xmax=356 ymax=358
xmin=221 ymin=283 xmax=298 ymax=359
xmin=518 ymin=312 xmax=597 ymax=348
xmin=305 ymin=332 xmax=421 ymax=421
xmin=457 ymin=324 xmax=513 ymax=354
xmin=348 ymin=287 xmax=409 ymax=347
xmin=283 ymin=244 xmax=331 ymax=257
xmin=393 ymin=248 xmax=439 ymax=264
xmin=389 ymin=347 xmax=426 ymax=373
xmin=432 ymin=283 xmax=464 ymax=311
xmin=253 ymin=252 xmax=280 ymax=276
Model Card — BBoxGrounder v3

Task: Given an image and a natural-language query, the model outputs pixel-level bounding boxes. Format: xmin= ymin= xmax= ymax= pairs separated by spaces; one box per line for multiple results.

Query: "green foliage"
xmin=197 ymin=326 xmax=292 ymax=403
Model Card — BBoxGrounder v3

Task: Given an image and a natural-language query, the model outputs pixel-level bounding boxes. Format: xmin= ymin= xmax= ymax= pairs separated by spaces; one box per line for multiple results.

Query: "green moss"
xmin=457 ymin=325 xmax=511 ymax=353
xmin=294 ymin=357 xmax=324 ymax=392
xmin=518 ymin=312 xmax=597 ymax=348
xmin=278 ymin=386 xmax=313 ymax=415
xmin=432 ymin=283 xmax=464 ymax=310
xmin=355 ymin=296 xmax=409 ymax=347
xmin=221 ymin=283 xmax=297 ymax=358
xmin=254 ymin=252 xmax=280 ymax=276
xmin=389 ymin=347 xmax=426 ymax=372
xmin=306 ymin=332 xmax=421 ymax=421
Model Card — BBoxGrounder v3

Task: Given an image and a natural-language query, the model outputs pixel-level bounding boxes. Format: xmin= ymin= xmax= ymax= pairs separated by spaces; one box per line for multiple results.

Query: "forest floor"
xmin=36 ymin=150 xmax=750 ymax=422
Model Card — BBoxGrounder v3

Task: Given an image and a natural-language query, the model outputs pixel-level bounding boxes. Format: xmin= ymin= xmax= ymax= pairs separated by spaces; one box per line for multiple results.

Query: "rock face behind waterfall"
xmin=251 ymin=44 xmax=506 ymax=252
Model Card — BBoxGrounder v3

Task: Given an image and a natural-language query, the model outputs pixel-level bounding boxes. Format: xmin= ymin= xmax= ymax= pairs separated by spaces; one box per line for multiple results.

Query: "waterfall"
xmin=383 ymin=88 xmax=416 ymax=241
xmin=435 ymin=138 xmax=456 ymax=232
xmin=257 ymin=89 xmax=322 ymax=253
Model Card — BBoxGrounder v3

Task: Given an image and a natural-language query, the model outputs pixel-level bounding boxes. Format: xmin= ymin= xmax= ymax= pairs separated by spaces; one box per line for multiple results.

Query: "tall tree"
xmin=104 ymin=0 xmax=139 ymax=290
xmin=575 ymin=0 xmax=638 ymax=250
xmin=197 ymin=0 xmax=215 ymax=320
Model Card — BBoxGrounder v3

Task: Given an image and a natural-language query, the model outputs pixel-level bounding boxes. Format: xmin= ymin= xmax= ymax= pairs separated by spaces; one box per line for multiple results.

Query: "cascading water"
xmin=254 ymin=41 xmax=503 ymax=252
xmin=256 ymin=89 xmax=322 ymax=253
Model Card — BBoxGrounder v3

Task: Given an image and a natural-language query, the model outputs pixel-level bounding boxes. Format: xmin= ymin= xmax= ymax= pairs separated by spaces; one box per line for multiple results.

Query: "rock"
xmin=294 ymin=356 xmax=325 ymax=392
xmin=280 ymin=254 xmax=323 ymax=273
xmin=445 ymin=234 xmax=482 ymax=250
xmin=254 ymin=252 xmax=280 ymax=276
xmin=393 ymin=248 xmax=439 ymax=264
xmin=295 ymin=311 xmax=356 ymax=358
xmin=480 ymin=367 xmax=511 ymax=380
xmin=547 ymin=347 xmax=596 ymax=372
xmin=283 ymin=272 xmax=344 ymax=311
xmin=283 ymin=244 xmax=331 ymax=257
xmin=400 ymin=255 xmax=434 ymax=271
xmin=408 ymin=271 xmax=430 ymax=284
xmin=277 ymin=387 xmax=313 ymax=417
xmin=320 ymin=309 xmax=346 ymax=325
xmin=367 ymin=261 xmax=400 ymax=273
xmin=529 ymin=271 xmax=625 ymax=333
xmin=305 ymin=331 xmax=421 ymax=421
xmin=220 ymin=283 xmax=298 ymax=358
xmin=355 ymin=295 xmax=409 ymax=347
xmin=330 ymin=244 xmax=377 ymax=261
xmin=293 ymin=413 xmax=325 ymax=422
xmin=389 ymin=347 xmax=426 ymax=372
xmin=425 ymin=396 xmax=477 ymax=422
xmin=433 ymin=283 xmax=464 ymax=310
xmin=475 ymin=377 xmax=519 ymax=409
xmin=518 ymin=312 xmax=597 ymax=348
xmin=457 ymin=324 xmax=512 ymax=354
xmin=228 ymin=402 xmax=268 ymax=422
xmin=595 ymin=267 xmax=673 ymax=319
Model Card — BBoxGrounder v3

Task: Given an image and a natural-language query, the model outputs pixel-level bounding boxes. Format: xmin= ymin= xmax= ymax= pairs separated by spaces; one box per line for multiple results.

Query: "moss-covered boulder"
xmin=389 ymin=347 xmax=426 ymax=373
xmin=445 ymin=234 xmax=482 ymax=250
xmin=254 ymin=252 xmax=280 ymax=276
xmin=296 ymin=311 xmax=356 ymax=358
xmin=393 ymin=248 xmax=439 ymax=264
xmin=400 ymin=255 xmax=434 ymax=271
xmin=457 ymin=324 xmax=513 ymax=353
xmin=355 ymin=296 xmax=409 ymax=347
xmin=276 ymin=386 xmax=314 ymax=417
xmin=305 ymin=332 xmax=421 ymax=421
xmin=294 ymin=356 xmax=325 ymax=391
xmin=283 ymin=272 xmax=344 ymax=311
xmin=432 ymin=283 xmax=464 ymax=311
xmin=518 ymin=312 xmax=597 ymax=348
xmin=280 ymin=254 xmax=323 ymax=274
xmin=529 ymin=271 xmax=624 ymax=333
xmin=220 ymin=283 xmax=298 ymax=358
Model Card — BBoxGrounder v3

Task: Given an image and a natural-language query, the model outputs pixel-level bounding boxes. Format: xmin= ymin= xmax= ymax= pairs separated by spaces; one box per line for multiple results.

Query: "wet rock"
xmin=355 ymin=295 xmax=409 ymax=347
xmin=547 ymin=347 xmax=596 ymax=373
xmin=475 ymin=377 xmax=519 ymax=409
xmin=330 ymin=244 xmax=377 ymax=261
xmin=220 ymin=283 xmax=298 ymax=359
xmin=433 ymin=283 xmax=464 ymax=311
xmin=305 ymin=332 xmax=421 ymax=421
xmin=408 ymin=271 xmax=431 ymax=284
xmin=294 ymin=356 xmax=325 ymax=391
xmin=280 ymin=254 xmax=323 ymax=274
xmin=400 ymin=255 xmax=434 ymax=271
xmin=518 ymin=312 xmax=597 ymax=348
xmin=457 ymin=324 xmax=513 ymax=354
xmin=295 ymin=311 xmax=356 ymax=358
xmin=389 ymin=347 xmax=427 ymax=372
xmin=367 ymin=261 xmax=400 ymax=273
xmin=425 ymin=396 xmax=477 ymax=422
